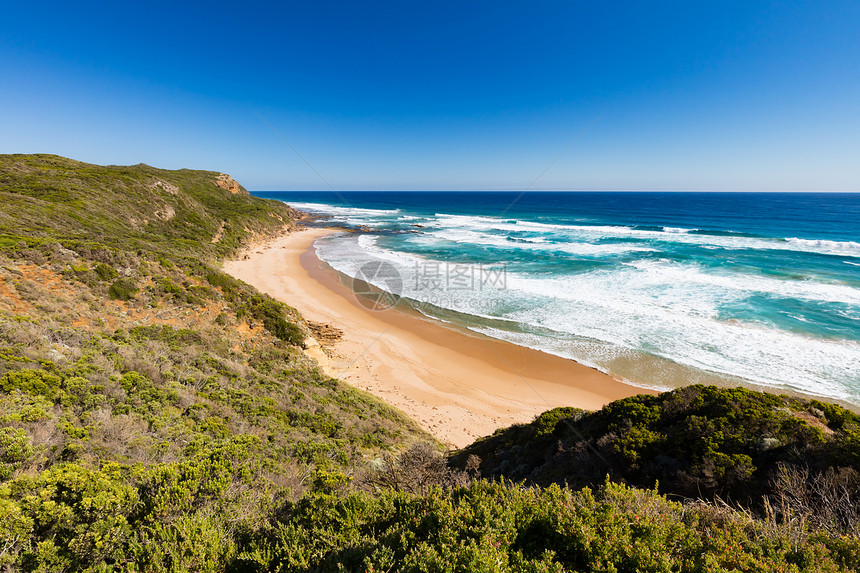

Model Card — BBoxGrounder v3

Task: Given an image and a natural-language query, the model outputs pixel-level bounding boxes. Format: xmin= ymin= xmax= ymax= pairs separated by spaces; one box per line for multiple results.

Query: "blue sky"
xmin=1 ymin=1 xmax=858 ymax=191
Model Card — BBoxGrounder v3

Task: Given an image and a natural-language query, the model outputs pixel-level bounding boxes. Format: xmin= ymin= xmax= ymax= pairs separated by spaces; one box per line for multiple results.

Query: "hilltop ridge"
xmin=0 ymin=154 xmax=296 ymax=259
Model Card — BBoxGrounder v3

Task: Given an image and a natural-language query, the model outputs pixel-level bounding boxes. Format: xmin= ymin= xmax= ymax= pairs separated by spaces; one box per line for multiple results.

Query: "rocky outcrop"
xmin=307 ymin=321 xmax=343 ymax=346
xmin=148 ymin=179 xmax=179 ymax=195
xmin=215 ymin=173 xmax=248 ymax=195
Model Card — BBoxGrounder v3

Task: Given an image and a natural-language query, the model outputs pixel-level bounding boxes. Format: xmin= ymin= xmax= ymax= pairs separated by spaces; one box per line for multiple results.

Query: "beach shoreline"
xmin=223 ymin=227 xmax=651 ymax=448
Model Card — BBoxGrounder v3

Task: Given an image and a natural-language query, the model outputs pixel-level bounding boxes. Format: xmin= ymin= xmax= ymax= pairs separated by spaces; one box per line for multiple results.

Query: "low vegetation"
xmin=0 ymin=155 xmax=429 ymax=569
xmin=451 ymin=386 xmax=860 ymax=535
xmin=1 ymin=154 xmax=858 ymax=571
xmin=234 ymin=478 xmax=860 ymax=572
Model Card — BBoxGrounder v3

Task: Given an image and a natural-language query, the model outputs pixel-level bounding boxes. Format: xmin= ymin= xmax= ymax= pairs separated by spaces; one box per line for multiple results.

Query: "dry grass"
xmin=772 ymin=463 xmax=860 ymax=537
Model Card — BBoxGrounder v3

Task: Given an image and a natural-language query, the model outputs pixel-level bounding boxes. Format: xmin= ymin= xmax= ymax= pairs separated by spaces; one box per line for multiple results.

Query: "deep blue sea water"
xmin=255 ymin=191 xmax=860 ymax=403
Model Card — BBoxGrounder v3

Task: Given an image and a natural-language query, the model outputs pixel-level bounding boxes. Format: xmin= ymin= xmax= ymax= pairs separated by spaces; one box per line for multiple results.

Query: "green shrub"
xmin=156 ymin=276 xmax=183 ymax=295
xmin=533 ymin=407 xmax=583 ymax=439
xmin=109 ymin=277 xmax=138 ymax=300
xmin=129 ymin=324 xmax=202 ymax=349
xmin=205 ymin=271 xmax=241 ymax=291
xmin=130 ymin=513 xmax=236 ymax=572
xmin=246 ymin=297 xmax=306 ymax=347
xmin=15 ymin=463 xmax=138 ymax=570
xmin=236 ymin=480 xmax=858 ymax=573
xmin=0 ymin=369 xmax=62 ymax=400
xmin=94 ymin=262 xmax=119 ymax=281
xmin=0 ymin=428 xmax=34 ymax=480
xmin=0 ymin=497 xmax=33 ymax=568
xmin=138 ymin=438 xmax=259 ymax=520
xmin=265 ymin=317 xmax=305 ymax=347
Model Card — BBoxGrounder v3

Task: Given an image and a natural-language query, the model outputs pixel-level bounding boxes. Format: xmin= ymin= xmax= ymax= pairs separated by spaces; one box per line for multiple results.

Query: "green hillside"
xmin=0 ymin=155 xmax=858 ymax=571
xmin=0 ymin=153 xmax=296 ymax=259
xmin=0 ymin=154 xmax=431 ymax=569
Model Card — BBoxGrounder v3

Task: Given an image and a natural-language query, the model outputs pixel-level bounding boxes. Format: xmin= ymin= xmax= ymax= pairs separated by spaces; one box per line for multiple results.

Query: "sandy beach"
xmin=223 ymin=227 xmax=651 ymax=448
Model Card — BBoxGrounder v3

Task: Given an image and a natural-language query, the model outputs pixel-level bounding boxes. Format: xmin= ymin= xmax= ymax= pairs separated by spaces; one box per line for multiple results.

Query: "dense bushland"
xmin=4 ymin=445 xmax=860 ymax=571
xmin=234 ymin=478 xmax=860 ymax=572
xmin=451 ymin=386 xmax=860 ymax=527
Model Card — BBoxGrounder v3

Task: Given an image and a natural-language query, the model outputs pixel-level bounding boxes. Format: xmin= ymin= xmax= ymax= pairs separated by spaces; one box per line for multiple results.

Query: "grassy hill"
xmin=0 ymin=154 xmax=858 ymax=571
xmin=0 ymin=154 xmax=431 ymax=569
xmin=0 ymin=153 xmax=296 ymax=259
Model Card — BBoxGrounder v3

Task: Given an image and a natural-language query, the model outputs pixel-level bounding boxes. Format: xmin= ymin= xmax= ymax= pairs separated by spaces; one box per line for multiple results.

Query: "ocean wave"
xmin=498 ymin=303 xmax=858 ymax=400
xmin=312 ymin=234 xmax=421 ymax=296
xmin=294 ymin=203 xmax=860 ymax=261
xmin=427 ymin=228 xmax=654 ymax=257
xmin=465 ymin=326 xmax=689 ymax=393
xmin=426 ymin=213 xmax=860 ymax=259
xmin=353 ymin=234 xmax=428 ymax=269
xmin=785 ymin=237 xmax=860 ymax=257
xmin=482 ymin=272 xmax=860 ymax=400
xmin=619 ymin=259 xmax=860 ymax=305
xmin=496 ymin=272 xmax=859 ymax=399
xmin=467 ymin=326 xmax=616 ymax=376
xmin=287 ymin=202 xmax=401 ymax=217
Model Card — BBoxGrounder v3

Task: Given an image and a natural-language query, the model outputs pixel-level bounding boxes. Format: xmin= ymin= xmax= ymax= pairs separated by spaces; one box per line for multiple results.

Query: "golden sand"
xmin=223 ymin=227 xmax=651 ymax=448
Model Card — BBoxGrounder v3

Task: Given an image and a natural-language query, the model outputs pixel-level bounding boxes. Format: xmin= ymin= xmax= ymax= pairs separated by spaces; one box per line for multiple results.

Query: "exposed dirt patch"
xmin=211 ymin=221 xmax=227 ymax=244
xmin=0 ymin=275 xmax=30 ymax=313
xmin=793 ymin=410 xmax=835 ymax=435
xmin=17 ymin=265 xmax=73 ymax=297
xmin=236 ymin=321 xmax=265 ymax=340
xmin=154 ymin=205 xmax=176 ymax=221
xmin=148 ymin=179 xmax=179 ymax=195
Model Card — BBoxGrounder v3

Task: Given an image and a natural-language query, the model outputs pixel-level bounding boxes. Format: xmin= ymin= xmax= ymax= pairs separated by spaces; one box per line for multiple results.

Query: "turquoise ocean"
xmin=255 ymin=191 xmax=860 ymax=405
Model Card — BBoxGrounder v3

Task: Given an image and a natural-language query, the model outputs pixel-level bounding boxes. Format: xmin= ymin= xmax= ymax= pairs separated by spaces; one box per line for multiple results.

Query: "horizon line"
xmin=251 ymin=188 xmax=860 ymax=194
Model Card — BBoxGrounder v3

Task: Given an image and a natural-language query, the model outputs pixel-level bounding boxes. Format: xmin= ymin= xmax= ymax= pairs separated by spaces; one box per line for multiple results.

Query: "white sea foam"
xmin=426 ymin=228 xmax=654 ymax=257
xmin=619 ymin=259 xmax=860 ymax=306
xmin=288 ymin=202 xmax=400 ymax=215
xmin=465 ymin=326 xmax=677 ymax=392
xmin=287 ymin=202 xmax=407 ymax=231
xmin=306 ymin=206 xmax=860 ymax=403
xmin=325 ymin=234 xmax=433 ymax=273
xmin=786 ymin=237 xmax=860 ymax=257
xmin=497 ymin=267 xmax=860 ymax=399
xmin=473 ymin=312 xmax=857 ymax=400
xmin=426 ymin=213 xmax=860 ymax=258
xmin=293 ymin=204 xmax=860 ymax=259
xmin=467 ymin=326 xmax=615 ymax=374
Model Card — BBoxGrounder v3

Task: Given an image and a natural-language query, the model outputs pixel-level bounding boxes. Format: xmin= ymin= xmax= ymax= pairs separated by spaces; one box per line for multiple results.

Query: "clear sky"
xmin=2 ymin=1 xmax=859 ymax=191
